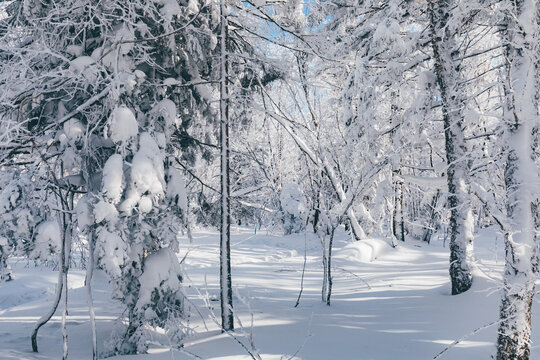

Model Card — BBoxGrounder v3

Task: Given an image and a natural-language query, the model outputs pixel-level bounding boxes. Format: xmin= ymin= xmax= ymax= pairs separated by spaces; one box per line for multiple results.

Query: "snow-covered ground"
xmin=0 ymin=227 xmax=538 ymax=359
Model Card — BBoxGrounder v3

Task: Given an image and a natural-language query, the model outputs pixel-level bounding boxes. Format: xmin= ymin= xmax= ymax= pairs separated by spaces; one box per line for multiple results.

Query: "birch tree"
xmin=428 ymin=0 xmax=474 ymax=295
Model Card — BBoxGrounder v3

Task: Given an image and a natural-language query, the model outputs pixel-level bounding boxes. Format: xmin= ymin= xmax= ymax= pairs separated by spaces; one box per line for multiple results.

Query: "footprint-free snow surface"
xmin=0 ymin=227 xmax=538 ymax=359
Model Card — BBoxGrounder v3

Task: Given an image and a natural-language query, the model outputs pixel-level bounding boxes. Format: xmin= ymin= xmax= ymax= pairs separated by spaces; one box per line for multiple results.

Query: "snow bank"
xmin=334 ymin=238 xmax=392 ymax=263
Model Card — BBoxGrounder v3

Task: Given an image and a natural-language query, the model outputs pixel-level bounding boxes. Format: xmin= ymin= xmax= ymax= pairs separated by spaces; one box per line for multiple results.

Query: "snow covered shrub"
xmin=280 ymin=183 xmax=307 ymax=234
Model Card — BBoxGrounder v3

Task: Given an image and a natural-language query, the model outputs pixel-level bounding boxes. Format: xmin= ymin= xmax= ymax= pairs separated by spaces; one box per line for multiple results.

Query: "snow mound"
xmin=334 ymin=238 xmax=392 ymax=263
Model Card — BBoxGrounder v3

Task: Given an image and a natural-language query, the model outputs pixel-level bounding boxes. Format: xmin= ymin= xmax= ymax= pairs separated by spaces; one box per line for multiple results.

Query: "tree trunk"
xmin=31 ymin=216 xmax=66 ymax=353
xmin=219 ymin=0 xmax=234 ymax=332
xmin=325 ymin=227 xmax=335 ymax=306
xmin=423 ymin=190 xmax=441 ymax=244
xmin=429 ymin=0 xmax=474 ymax=295
xmin=85 ymin=229 xmax=97 ymax=360
xmin=321 ymin=235 xmax=327 ymax=303
xmin=496 ymin=2 xmax=538 ymax=357
xmin=393 ymin=175 xmax=405 ymax=242
xmin=0 ymin=245 xmax=12 ymax=282
xmin=61 ymin=223 xmax=70 ymax=360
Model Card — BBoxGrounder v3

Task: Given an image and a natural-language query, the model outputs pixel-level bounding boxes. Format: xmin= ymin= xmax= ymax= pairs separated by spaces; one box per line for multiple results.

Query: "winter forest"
xmin=0 ymin=0 xmax=538 ymax=359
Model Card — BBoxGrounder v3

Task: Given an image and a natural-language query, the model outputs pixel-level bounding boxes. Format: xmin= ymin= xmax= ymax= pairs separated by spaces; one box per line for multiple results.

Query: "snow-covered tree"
xmin=0 ymin=0 xmax=223 ymax=354
xmin=428 ymin=0 xmax=475 ymax=295
xmin=496 ymin=0 xmax=539 ymax=357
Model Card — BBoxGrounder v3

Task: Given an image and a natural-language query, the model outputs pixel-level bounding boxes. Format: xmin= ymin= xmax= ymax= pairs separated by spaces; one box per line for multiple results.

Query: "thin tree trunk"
xmin=85 ymin=230 xmax=97 ymax=360
xmin=393 ymin=176 xmax=405 ymax=242
xmin=0 ymin=246 xmax=12 ymax=282
xmin=61 ymin=193 xmax=73 ymax=360
xmin=320 ymin=234 xmax=327 ymax=303
xmin=423 ymin=189 xmax=441 ymax=244
xmin=219 ymin=0 xmax=234 ymax=332
xmin=429 ymin=0 xmax=474 ymax=295
xmin=496 ymin=2 xmax=538 ymax=357
xmin=61 ymin=228 xmax=70 ymax=360
xmin=326 ymin=227 xmax=336 ymax=306
xmin=32 ymin=219 xmax=66 ymax=352
xmin=294 ymin=233 xmax=308 ymax=308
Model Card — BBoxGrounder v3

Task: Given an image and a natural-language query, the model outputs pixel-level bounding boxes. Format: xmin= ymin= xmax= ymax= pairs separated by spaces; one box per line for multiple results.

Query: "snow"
xmin=334 ymin=238 xmax=392 ymax=262
xmin=136 ymin=248 xmax=183 ymax=313
xmin=70 ymin=56 xmax=99 ymax=82
xmin=32 ymin=221 xmax=61 ymax=260
xmin=93 ymin=200 xmax=119 ymax=224
xmin=115 ymin=26 xmax=135 ymax=56
xmin=119 ymin=133 xmax=165 ymax=214
xmin=95 ymin=229 xmax=127 ymax=279
xmin=63 ymin=119 xmax=84 ymax=141
xmin=75 ymin=195 xmax=94 ymax=230
xmin=187 ymin=0 xmax=199 ymax=14
xmin=108 ymin=106 xmax=138 ymax=144
xmin=151 ymin=99 xmax=177 ymax=129
xmin=137 ymin=196 xmax=153 ymax=214
xmin=0 ymin=184 xmax=19 ymax=213
xmin=0 ymin=227 xmax=538 ymax=359
xmin=153 ymin=0 xmax=182 ymax=22
xmin=66 ymin=45 xmax=83 ymax=57
xmin=280 ymin=183 xmax=307 ymax=234
xmin=280 ymin=183 xmax=307 ymax=217
xmin=165 ymin=166 xmax=188 ymax=213
xmin=102 ymin=154 xmax=124 ymax=203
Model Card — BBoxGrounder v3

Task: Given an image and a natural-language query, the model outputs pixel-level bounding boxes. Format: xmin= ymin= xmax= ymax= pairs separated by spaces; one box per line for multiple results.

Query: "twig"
xmin=432 ymin=320 xmax=499 ymax=359
xmin=294 ymin=232 xmax=309 ymax=308
xmin=335 ymin=267 xmax=372 ymax=290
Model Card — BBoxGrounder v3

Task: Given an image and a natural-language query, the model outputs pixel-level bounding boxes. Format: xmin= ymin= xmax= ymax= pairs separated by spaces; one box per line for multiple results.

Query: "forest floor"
xmin=0 ymin=226 xmax=538 ymax=360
